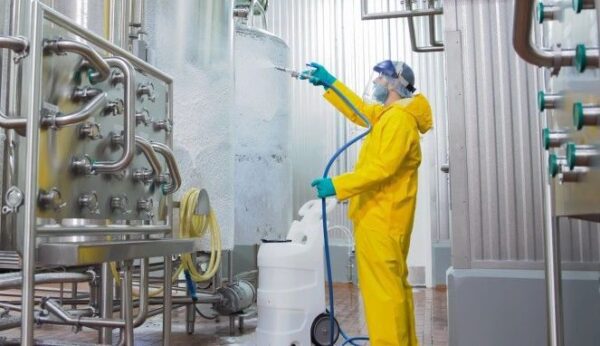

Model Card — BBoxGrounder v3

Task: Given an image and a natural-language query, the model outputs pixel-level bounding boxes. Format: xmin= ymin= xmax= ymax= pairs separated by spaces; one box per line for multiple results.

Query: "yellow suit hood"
xmin=394 ymin=94 xmax=433 ymax=134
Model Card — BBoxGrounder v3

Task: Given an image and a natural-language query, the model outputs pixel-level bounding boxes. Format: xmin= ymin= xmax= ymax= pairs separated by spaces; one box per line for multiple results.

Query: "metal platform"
xmin=36 ymin=239 xmax=195 ymax=266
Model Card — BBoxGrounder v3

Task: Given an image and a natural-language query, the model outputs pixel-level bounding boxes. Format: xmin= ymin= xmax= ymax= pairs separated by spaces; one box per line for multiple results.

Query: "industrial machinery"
xmin=513 ymin=1 xmax=600 ymax=345
xmin=0 ymin=1 xmax=256 ymax=345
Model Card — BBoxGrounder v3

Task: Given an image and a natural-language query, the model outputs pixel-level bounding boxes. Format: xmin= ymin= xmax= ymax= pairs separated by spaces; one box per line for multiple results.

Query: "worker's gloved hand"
xmin=300 ymin=62 xmax=336 ymax=89
xmin=311 ymin=178 xmax=336 ymax=198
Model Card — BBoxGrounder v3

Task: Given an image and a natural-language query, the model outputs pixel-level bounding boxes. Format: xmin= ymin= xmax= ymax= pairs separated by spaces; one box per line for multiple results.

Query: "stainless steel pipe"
xmin=43 ymin=39 xmax=111 ymax=84
xmin=92 ymin=57 xmax=135 ymax=173
xmin=0 ymin=272 xmax=92 ymax=290
xmin=360 ymin=0 xmax=442 ymax=20
xmin=40 ymin=92 xmax=107 ymax=128
xmin=0 ymin=35 xmax=28 ymax=53
xmin=513 ymin=0 xmax=576 ymax=68
xmin=151 ymin=141 xmax=182 ymax=194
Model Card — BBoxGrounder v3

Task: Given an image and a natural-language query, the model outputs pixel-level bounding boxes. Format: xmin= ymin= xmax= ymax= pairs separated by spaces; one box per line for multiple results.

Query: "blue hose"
xmin=320 ymin=81 xmax=371 ymax=345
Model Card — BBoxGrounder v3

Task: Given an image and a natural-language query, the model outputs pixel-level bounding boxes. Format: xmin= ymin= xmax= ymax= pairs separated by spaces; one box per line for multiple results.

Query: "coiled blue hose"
xmin=320 ymin=81 xmax=371 ymax=346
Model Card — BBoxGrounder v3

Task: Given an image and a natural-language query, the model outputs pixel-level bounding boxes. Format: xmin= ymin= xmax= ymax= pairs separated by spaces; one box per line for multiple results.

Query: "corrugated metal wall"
xmin=444 ymin=0 xmax=600 ymax=270
xmin=265 ymin=0 xmax=450 ymax=242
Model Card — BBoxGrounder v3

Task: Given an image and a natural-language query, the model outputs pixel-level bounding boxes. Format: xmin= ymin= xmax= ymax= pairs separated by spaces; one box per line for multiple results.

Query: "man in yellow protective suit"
xmin=301 ymin=60 xmax=433 ymax=346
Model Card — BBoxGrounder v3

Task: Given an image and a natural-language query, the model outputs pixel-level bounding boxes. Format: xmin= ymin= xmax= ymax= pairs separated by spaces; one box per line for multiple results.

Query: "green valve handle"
xmin=566 ymin=142 xmax=577 ymax=170
xmin=548 ymin=153 xmax=559 ymax=177
xmin=573 ymin=102 xmax=584 ymax=130
xmin=573 ymin=0 xmax=595 ymax=13
xmin=536 ymin=2 xmax=545 ymax=23
xmin=537 ymin=91 xmax=545 ymax=112
xmin=542 ymin=128 xmax=550 ymax=150
xmin=575 ymin=44 xmax=587 ymax=73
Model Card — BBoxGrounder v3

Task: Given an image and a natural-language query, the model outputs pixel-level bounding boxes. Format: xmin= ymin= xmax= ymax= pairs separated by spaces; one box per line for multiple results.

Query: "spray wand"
xmin=275 ymin=65 xmax=370 ymax=346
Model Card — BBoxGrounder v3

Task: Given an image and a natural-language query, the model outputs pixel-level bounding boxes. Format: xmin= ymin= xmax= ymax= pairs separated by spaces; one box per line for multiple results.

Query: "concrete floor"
xmin=0 ymin=284 xmax=448 ymax=345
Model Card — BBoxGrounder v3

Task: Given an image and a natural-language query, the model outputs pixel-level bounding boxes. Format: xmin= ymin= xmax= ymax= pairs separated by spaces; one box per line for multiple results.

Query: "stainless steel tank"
xmin=233 ymin=25 xmax=292 ymax=244
xmin=144 ymin=0 xmax=235 ymax=249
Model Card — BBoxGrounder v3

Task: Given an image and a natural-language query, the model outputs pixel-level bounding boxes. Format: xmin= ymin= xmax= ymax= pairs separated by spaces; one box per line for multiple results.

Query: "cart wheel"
xmin=311 ymin=313 xmax=340 ymax=346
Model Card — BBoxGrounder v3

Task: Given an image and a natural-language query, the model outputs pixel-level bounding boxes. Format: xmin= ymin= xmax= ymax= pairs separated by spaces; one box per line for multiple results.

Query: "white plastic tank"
xmin=256 ymin=199 xmax=336 ymax=346
xmin=233 ymin=25 xmax=292 ymax=244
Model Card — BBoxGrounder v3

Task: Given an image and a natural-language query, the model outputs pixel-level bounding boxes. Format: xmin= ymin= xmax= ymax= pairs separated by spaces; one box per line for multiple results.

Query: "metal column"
xmin=162 ymin=256 xmax=172 ymax=345
xmin=543 ymin=147 xmax=564 ymax=346
xmin=99 ymin=262 xmax=114 ymax=344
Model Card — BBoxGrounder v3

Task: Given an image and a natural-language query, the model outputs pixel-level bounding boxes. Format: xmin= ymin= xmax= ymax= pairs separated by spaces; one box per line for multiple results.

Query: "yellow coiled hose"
xmin=112 ymin=188 xmax=222 ymax=296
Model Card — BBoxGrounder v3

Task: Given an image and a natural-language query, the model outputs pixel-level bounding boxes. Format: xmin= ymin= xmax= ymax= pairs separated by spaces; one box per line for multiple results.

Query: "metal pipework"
xmin=151 ymin=141 xmax=182 ymax=194
xmin=542 ymin=128 xmax=570 ymax=150
xmin=112 ymin=135 xmax=162 ymax=180
xmin=0 ymin=271 xmax=92 ymax=290
xmin=572 ymin=102 xmax=600 ymax=130
xmin=118 ymin=260 xmax=134 ymax=346
xmin=407 ymin=0 xmax=444 ymax=52
xmin=42 ymin=39 xmax=111 ymax=84
xmin=573 ymin=0 xmax=595 ymax=13
xmin=538 ymin=91 xmax=563 ymax=112
xmin=512 ymin=0 xmax=597 ymax=71
xmin=41 ymin=92 xmax=107 ymax=128
xmin=559 ymin=166 xmax=588 ymax=183
xmin=537 ymin=2 xmax=561 ymax=23
xmin=40 ymin=298 xmax=126 ymax=328
xmin=99 ymin=263 xmax=113 ymax=344
xmin=360 ymin=0 xmax=442 ymax=20
xmin=92 ymin=57 xmax=136 ymax=173
xmin=0 ymin=110 xmax=27 ymax=130
xmin=0 ymin=35 xmax=29 ymax=63
xmin=566 ymin=143 xmax=600 ymax=170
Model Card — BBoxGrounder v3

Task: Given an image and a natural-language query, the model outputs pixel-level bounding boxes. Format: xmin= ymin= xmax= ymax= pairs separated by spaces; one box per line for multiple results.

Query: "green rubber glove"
xmin=299 ymin=62 xmax=337 ymax=89
xmin=311 ymin=178 xmax=336 ymax=198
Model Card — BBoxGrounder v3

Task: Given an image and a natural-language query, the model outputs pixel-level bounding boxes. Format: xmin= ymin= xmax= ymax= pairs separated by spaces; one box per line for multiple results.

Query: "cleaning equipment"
xmin=273 ymin=66 xmax=372 ymax=346
xmin=256 ymin=198 xmax=338 ymax=345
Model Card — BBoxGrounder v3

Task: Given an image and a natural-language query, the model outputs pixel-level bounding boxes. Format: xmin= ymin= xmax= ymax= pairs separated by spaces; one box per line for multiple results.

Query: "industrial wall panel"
xmin=265 ymin=0 xmax=450 ymax=241
xmin=444 ymin=0 xmax=600 ymax=269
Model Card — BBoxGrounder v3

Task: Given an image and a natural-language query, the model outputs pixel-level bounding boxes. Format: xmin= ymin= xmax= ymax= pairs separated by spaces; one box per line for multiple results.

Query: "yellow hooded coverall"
xmin=323 ymin=80 xmax=433 ymax=346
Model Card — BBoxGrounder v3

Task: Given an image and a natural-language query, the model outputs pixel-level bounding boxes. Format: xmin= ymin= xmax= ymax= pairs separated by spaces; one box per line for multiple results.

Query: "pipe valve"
xmin=136 ymin=109 xmax=153 ymax=126
xmin=572 ymin=102 xmax=600 ymax=130
xmin=137 ymin=82 xmax=155 ymax=102
xmin=137 ymin=198 xmax=154 ymax=218
xmin=111 ymin=195 xmax=132 ymax=215
xmin=38 ymin=187 xmax=67 ymax=211
xmin=79 ymin=191 xmax=100 ymax=215
xmin=153 ymin=119 xmax=173 ymax=134
xmin=78 ymin=122 xmax=103 ymax=140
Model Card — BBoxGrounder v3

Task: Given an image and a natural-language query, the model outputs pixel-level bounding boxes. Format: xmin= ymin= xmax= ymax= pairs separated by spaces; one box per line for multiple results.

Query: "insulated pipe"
xmin=360 ymin=0 xmax=442 ymax=20
xmin=93 ymin=57 xmax=135 ymax=173
xmin=513 ymin=0 xmax=576 ymax=68
xmin=150 ymin=141 xmax=182 ymax=194
xmin=43 ymin=39 xmax=110 ymax=84
xmin=41 ymin=92 xmax=107 ymax=128
xmin=0 ymin=272 xmax=92 ymax=290
xmin=0 ymin=35 xmax=28 ymax=53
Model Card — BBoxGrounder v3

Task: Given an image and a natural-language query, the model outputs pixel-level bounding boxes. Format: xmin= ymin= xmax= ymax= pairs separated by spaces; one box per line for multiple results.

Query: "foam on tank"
xmin=145 ymin=1 xmax=235 ymax=249
xmin=234 ymin=26 xmax=292 ymax=244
